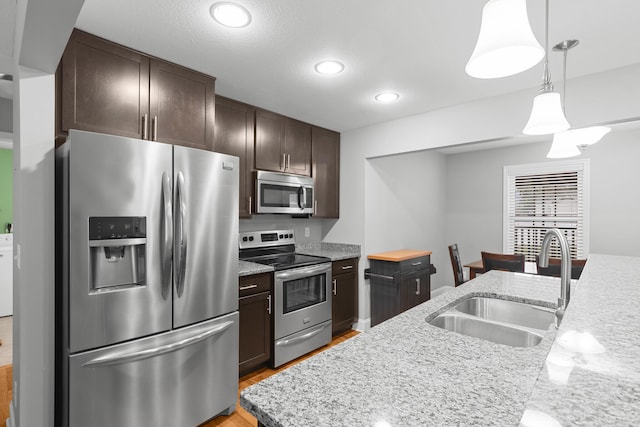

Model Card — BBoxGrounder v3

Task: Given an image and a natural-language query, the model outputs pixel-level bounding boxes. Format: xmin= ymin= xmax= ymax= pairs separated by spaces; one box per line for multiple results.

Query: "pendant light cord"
xmin=541 ymin=0 xmax=553 ymax=93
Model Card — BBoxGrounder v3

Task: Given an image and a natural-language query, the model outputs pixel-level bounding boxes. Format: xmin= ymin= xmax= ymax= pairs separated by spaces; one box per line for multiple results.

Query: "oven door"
xmin=256 ymin=171 xmax=314 ymax=214
xmin=274 ymin=263 xmax=331 ymax=339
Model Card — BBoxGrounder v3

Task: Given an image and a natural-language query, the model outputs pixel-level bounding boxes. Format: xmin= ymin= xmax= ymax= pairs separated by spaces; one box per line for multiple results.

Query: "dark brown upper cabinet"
xmin=255 ymin=109 xmax=311 ymax=176
xmin=58 ymin=29 xmax=215 ymax=150
xmin=214 ymin=96 xmax=255 ymax=218
xmin=312 ymin=126 xmax=340 ymax=218
xmin=149 ymin=59 xmax=215 ymax=149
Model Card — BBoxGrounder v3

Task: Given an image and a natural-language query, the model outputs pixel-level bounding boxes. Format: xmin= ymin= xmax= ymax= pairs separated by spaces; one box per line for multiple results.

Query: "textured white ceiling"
xmin=5 ymin=1 xmax=640 ymax=132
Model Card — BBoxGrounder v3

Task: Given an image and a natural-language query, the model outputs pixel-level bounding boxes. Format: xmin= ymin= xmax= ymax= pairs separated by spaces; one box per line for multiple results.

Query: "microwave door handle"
xmin=298 ymin=186 xmax=305 ymax=209
xmin=161 ymin=172 xmax=173 ymax=300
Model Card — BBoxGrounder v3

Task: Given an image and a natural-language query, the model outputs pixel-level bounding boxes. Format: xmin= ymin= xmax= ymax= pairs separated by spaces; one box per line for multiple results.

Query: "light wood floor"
xmin=0 ymin=365 xmax=10 ymax=427
xmin=200 ymin=329 xmax=360 ymax=427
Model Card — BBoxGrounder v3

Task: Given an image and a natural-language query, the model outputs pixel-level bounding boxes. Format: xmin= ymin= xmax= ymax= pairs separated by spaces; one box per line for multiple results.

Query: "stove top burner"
xmin=238 ymin=229 xmax=331 ymax=271
xmin=248 ymin=253 xmax=331 ymax=271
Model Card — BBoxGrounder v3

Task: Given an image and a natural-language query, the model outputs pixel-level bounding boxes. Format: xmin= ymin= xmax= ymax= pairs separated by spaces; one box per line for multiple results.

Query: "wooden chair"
xmin=535 ymin=255 xmax=587 ymax=280
xmin=448 ymin=244 xmax=466 ymax=287
xmin=481 ymin=251 xmax=525 ymax=273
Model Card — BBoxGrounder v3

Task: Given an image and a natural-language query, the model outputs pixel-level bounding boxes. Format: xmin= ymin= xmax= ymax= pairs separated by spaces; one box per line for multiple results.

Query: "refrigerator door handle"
xmin=81 ymin=320 xmax=234 ymax=368
xmin=161 ymin=172 xmax=173 ymax=299
xmin=175 ymin=171 xmax=188 ymax=297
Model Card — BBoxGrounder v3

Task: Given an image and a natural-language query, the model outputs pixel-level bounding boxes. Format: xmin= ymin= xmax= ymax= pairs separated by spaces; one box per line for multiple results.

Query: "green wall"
xmin=0 ymin=149 xmax=12 ymax=232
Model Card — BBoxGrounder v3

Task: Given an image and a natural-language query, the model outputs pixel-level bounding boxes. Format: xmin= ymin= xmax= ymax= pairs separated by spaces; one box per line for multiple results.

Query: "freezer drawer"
xmin=65 ymin=312 xmax=239 ymax=427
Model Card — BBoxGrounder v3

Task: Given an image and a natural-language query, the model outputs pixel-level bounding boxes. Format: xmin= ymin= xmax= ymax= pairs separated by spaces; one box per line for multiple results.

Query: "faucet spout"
xmin=539 ymin=228 xmax=572 ymax=327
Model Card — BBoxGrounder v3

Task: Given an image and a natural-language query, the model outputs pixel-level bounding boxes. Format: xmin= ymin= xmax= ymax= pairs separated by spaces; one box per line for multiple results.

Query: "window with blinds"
xmin=503 ymin=160 xmax=589 ymax=262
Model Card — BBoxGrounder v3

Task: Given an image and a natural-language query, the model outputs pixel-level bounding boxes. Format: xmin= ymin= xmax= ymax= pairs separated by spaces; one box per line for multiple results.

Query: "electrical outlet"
xmin=304 ymin=227 xmax=310 ymax=237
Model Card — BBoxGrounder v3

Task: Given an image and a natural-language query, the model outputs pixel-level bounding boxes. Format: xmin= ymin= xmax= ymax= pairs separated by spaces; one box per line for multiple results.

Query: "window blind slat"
xmin=505 ymin=161 xmax=587 ymax=262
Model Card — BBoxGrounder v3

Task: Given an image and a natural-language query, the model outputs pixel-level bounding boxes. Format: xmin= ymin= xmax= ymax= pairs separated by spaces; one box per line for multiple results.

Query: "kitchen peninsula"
xmin=240 ymin=254 xmax=640 ymax=426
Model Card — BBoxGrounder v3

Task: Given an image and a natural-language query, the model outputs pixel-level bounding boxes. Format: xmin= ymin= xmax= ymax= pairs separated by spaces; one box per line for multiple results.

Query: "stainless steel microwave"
xmin=256 ymin=171 xmax=314 ymax=214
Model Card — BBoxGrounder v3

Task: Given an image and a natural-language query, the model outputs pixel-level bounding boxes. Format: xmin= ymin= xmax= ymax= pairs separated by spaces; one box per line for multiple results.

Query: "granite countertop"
xmin=295 ymin=242 xmax=361 ymax=261
xmin=240 ymin=254 xmax=640 ymax=426
xmin=238 ymin=260 xmax=273 ymax=277
xmin=521 ymin=254 xmax=640 ymax=425
xmin=241 ymin=270 xmax=561 ymax=426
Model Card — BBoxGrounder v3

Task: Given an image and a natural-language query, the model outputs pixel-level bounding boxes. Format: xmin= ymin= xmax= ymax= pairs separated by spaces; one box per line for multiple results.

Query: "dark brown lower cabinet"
xmin=238 ymin=273 xmax=272 ymax=376
xmin=369 ymin=254 xmax=431 ymax=327
xmin=331 ymin=258 xmax=359 ymax=335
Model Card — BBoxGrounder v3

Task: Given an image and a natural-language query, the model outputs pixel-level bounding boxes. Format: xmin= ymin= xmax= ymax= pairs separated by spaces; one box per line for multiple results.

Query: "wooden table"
xmin=464 ymin=260 xmax=484 ymax=280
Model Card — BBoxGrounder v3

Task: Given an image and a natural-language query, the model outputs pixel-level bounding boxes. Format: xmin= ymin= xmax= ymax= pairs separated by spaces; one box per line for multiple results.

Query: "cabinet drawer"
xmin=332 ymin=258 xmax=358 ymax=276
xmin=399 ymin=255 xmax=430 ymax=273
xmin=239 ymin=273 xmax=272 ymax=297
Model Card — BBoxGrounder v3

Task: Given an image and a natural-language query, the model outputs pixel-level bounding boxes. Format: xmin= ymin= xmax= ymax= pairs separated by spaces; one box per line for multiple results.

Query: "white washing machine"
xmin=0 ymin=233 xmax=13 ymax=317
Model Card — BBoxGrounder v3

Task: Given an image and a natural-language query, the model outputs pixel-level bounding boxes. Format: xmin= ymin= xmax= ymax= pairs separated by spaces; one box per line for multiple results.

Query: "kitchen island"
xmin=240 ymin=254 xmax=640 ymax=426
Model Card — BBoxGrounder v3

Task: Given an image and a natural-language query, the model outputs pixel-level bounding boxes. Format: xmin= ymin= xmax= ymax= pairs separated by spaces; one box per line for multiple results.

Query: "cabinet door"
xmin=332 ymin=269 xmax=358 ymax=335
xmin=214 ymin=96 xmax=255 ymax=217
xmin=60 ymin=29 xmax=149 ymax=139
xmin=401 ymin=271 xmax=430 ymax=311
xmin=149 ymin=59 xmax=215 ymax=150
xmin=255 ymin=109 xmax=285 ymax=172
xmin=312 ymin=126 xmax=340 ymax=217
xmin=239 ymin=292 xmax=271 ymax=375
xmin=284 ymin=118 xmax=312 ymax=176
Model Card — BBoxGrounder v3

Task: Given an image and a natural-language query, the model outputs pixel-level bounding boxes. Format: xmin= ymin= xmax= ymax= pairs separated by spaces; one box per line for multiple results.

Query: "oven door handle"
xmin=274 ymin=322 xmax=329 ymax=347
xmin=275 ymin=263 xmax=331 ymax=281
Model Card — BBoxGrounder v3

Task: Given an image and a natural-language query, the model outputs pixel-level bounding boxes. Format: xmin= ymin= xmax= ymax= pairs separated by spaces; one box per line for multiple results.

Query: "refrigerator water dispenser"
xmin=89 ymin=217 xmax=147 ymax=293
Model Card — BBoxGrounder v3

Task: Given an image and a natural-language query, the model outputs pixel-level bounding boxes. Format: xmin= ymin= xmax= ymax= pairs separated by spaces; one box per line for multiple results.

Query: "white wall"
xmin=326 ymin=64 xmax=640 ymax=326
xmin=444 ymin=127 xmax=640 ymax=274
xmin=363 ymin=150 xmax=447 ymax=320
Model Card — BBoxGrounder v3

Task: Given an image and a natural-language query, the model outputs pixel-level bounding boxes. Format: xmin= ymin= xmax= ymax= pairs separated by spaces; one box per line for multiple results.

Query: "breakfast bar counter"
xmin=240 ymin=254 xmax=640 ymax=426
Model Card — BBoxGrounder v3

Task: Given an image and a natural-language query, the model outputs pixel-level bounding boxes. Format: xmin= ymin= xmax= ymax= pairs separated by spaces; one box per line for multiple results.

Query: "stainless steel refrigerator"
xmin=56 ymin=129 xmax=239 ymax=426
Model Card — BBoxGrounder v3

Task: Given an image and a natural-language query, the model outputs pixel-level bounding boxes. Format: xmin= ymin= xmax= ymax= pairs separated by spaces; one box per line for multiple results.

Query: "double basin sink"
xmin=428 ymin=296 xmax=555 ymax=347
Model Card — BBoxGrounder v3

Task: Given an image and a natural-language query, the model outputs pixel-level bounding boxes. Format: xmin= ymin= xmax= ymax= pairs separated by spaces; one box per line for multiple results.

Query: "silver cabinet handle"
xmin=415 ymin=278 xmax=421 ymax=295
xmin=175 ymin=171 xmax=187 ymax=297
xmin=314 ymin=200 xmax=318 ymax=215
xmin=248 ymin=196 xmax=252 ymax=215
xmin=239 ymin=284 xmax=258 ymax=291
xmin=332 ymin=279 xmax=337 ymax=295
xmin=341 ymin=265 xmax=354 ymax=270
xmin=161 ymin=172 xmax=173 ymax=299
xmin=412 ymin=261 xmax=423 ymax=266
xmin=282 ymin=153 xmax=286 ymax=170
xmin=142 ymin=114 xmax=149 ymax=139
xmin=152 ymin=115 xmax=158 ymax=141
xmin=267 ymin=294 xmax=272 ymax=315
xmin=287 ymin=154 xmax=291 ymax=169
xmin=82 ymin=321 xmax=234 ymax=368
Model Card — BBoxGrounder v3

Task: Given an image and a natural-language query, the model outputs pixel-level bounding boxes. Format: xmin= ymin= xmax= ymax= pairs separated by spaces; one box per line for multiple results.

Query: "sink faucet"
xmin=539 ymin=228 xmax=571 ymax=327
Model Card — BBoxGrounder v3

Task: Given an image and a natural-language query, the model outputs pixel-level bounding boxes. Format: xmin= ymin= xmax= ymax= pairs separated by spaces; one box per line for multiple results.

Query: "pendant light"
xmin=522 ymin=0 xmax=570 ymax=135
xmin=466 ymin=0 xmax=544 ymax=79
xmin=547 ymin=40 xmax=611 ymax=158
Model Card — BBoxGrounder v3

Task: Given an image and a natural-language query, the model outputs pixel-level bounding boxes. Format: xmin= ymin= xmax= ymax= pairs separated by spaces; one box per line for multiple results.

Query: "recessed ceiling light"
xmin=210 ymin=2 xmax=252 ymax=28
xmin=375 ymin=92 xmax=399 ymax=103
xmin=314 ymin=61 xmax=344 ymax=75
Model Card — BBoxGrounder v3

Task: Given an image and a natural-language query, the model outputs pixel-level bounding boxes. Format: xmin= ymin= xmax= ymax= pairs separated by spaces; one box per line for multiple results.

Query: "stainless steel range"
xmin=239 ymin=230 xmax=332 ymax=367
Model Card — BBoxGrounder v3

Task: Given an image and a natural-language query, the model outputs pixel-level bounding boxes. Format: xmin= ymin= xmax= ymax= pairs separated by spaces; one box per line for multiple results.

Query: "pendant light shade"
xmin=548 ymin=126 xmax=611 ymax=159
xmin=547 ymin=132 xmax=582 ymax=158
xmin=523 ymin=92 xmax=570 ymax=135
xmin=465 ymin=0 xmax=544 ymax=79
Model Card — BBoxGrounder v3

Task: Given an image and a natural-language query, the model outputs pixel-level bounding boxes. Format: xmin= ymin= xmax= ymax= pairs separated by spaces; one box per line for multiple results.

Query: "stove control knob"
xmin=248 ymin=236 xmax=254 ymax=241
xmin=279 ymin=234 xmax=283 ymax=239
